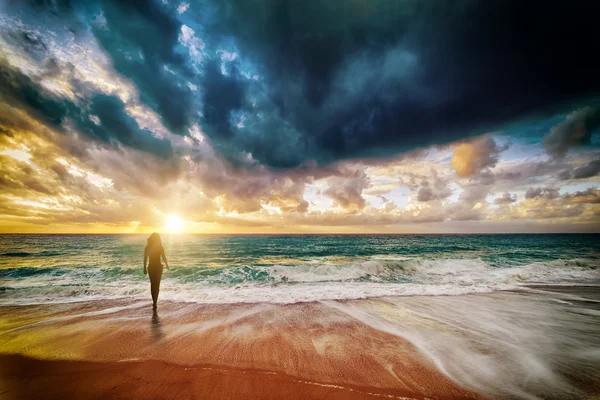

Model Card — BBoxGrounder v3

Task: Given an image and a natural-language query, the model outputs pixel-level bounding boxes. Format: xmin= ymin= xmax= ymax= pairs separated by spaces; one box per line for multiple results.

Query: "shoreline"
xmin=0 ymin=297 xmax=486 ymax=399
xmin=3 ymin=283 xmax=599 ymax=308
xmin=1 ymin=287 xmax=599 ymax=399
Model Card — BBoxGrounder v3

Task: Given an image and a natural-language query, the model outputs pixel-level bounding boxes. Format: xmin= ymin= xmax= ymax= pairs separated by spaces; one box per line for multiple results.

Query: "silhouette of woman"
xmin=144 ymin=233 xmax=169 ymax=309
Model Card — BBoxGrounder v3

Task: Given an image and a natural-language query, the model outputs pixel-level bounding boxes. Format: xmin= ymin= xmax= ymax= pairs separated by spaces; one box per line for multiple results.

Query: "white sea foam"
xmin=324 ymin=292 xmax=600 ymax=399
xmin=269 ymin=260 xmax=392 ymax=282
xmin=1 ymin=257 xmax=598 ymax=305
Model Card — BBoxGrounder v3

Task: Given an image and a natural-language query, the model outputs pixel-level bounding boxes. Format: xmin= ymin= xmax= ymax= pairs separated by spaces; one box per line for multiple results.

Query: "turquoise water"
xmin=0 ymin=234 xmax=598 ymax=304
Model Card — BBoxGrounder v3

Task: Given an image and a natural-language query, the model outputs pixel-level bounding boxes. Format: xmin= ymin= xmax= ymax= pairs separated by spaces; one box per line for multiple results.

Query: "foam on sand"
xmin=1 ymin=288 xmax=599 ymax=399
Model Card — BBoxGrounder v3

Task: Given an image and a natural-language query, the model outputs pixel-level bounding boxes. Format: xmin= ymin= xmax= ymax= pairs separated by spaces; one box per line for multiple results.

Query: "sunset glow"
xmin=0 ymin=2 xmax=598 ymax=234
xmin=1 ymin=3 xmax=599 ymax=398
xmin=165 ymin=215 xmax=184 ymax=233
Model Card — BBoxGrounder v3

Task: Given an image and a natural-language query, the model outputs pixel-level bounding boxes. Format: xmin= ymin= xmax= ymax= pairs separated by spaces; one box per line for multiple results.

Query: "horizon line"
xmin=0 ymin=232 xmax=598 ymax=235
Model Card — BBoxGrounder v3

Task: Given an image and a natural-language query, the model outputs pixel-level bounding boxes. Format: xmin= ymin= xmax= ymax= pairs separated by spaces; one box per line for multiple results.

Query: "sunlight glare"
xmin=165 ymin=214 xmax=184 ymax=233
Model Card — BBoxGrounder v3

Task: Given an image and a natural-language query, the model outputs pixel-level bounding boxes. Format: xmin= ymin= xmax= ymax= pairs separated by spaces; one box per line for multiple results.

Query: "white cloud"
xmin=179 ymin=25 xmax=205 ymax=63
xmin=217 ymin=49 xmax=238 ymax=75
xmin=89 ymin=115 xmax=101 ymax=126
xmin=163 ymin=65 xmax=176 ymax=75
xmin=177 ymin=2 xmax=190 ymax=14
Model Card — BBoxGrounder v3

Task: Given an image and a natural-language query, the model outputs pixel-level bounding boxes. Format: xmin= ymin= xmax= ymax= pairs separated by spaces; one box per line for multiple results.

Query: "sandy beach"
xmin=0 ymin=298 xmax=485 ymax=400
xmin=0 ymin=354 xmax=472 ymax=400
xmin=2 ymin=287 xmax=599 ymax=399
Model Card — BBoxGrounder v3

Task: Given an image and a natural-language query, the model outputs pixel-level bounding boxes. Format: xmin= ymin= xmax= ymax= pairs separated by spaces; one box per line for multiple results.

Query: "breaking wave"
xmin=1 ymin=257 xmax=598 ymax=305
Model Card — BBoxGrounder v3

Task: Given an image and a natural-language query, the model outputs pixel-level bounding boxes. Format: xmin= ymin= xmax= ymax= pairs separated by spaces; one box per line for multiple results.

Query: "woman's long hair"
xmin=147 ymin=232 xmax=162 ymax=252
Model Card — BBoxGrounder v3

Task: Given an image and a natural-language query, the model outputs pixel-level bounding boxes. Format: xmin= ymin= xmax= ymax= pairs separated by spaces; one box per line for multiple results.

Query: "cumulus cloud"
xmin=544 ymin=107 xmax=600 ymax=158
xmin=525 ymin=187 xmax=560 ymax=200
xmin=494 ymin=192 xmax=517 ymax=205
xmin=415 ymin=170 xmax=452 ymax=202
xmin=451 ymin=136 xmax=503 ymax=178
xmin=488 ymin=187 xmax=600 ymax=223
xmin=565 ymin=188 xmax=600 ymax=204
xmin=323 ymin=167 xmax=370 ymax=212
xmin=416 ymin=187 xmax=437 ymax=202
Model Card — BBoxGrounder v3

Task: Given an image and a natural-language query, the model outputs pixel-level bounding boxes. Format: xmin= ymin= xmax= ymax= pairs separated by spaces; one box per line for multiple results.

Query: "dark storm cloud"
xmin=559 ymin=159 xmax=600 ymax=180
xmin=0 ymin=58 xmax=69 ymax=129
xmin=544 ymin=107 xmax=600 ymax=159
xmin=195 ymin=0 xmax=600 ymax=167
xmin=0 ymin=59 xmax=172 ymax=159
xmin=81 ymin=95 xmax=174 ymax=159
xmin=5 ymin=0 xmax=194 ymax=135
xmin=201 ymin=59 xmax=246 ymax=141
xmin=90 ymin=0 xmax=195 ymax=134
xmin=6 ymin=0 xmax=600 ymax=168
xmin=572 ymin=160 xmax=600 ymax=179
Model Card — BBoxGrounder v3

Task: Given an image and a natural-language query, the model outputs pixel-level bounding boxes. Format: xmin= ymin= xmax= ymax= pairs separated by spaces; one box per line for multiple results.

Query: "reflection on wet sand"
xmin=151 ymin=309 xmax=164 ymax=343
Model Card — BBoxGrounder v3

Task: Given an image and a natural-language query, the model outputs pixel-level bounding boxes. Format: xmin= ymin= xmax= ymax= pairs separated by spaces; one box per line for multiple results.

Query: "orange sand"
xmin=0 ymin=300 xmax=484 ymax=399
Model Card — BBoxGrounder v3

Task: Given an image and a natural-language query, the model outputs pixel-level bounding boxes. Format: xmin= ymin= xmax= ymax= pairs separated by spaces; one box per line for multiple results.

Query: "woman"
xmin=143 ymin=233 xmax=169 ymax=309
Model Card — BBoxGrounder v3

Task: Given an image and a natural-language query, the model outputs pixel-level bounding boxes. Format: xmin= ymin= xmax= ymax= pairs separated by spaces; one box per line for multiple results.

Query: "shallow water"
xmin=329 ymin=290 xmax=600 ymax=399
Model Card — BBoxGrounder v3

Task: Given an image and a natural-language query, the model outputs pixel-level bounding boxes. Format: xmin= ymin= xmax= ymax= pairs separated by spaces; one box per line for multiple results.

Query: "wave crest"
xmin=1 ymin=257 xmax=598 ymax=305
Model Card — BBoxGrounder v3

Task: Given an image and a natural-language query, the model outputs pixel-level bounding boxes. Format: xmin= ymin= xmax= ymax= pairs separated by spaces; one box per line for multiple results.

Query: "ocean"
xmin=1 ymin=233 xmax=600 ymax=398
xmin=0 ymin=233 xmax=598 ymax=305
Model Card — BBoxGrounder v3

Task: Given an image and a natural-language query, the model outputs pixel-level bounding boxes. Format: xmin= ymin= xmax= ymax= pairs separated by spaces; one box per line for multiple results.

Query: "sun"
xmin=165 ymin=214 xmax=184 ymax=233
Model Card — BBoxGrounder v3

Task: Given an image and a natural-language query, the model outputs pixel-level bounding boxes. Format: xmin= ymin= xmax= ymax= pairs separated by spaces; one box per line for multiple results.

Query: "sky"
xmin=0 ymin=0 xmax=599 ymax=234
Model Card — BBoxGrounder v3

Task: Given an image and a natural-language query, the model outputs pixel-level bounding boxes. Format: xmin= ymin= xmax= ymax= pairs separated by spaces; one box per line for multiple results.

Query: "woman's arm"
xmin=161 ymin=248 xmax=169 ymax=270
xmin=143 ymin=248 xmax=148 ymax=275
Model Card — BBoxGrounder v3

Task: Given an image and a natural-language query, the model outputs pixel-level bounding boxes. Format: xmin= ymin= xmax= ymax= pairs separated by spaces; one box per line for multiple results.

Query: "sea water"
xmin=1 ymin=234 xmax=599 ymax=399
xmin=0 ymin=234 xmax=598 ymax=305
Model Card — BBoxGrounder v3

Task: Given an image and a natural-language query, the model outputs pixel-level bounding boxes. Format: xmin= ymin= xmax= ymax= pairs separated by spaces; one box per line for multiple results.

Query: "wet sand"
xmin=0 ymin=299 xmax=483 ymax=400
xmin=0 ymin=354 xmax=465 ymax=400
xmin=2 ymin=287 xmax=600 ymax=399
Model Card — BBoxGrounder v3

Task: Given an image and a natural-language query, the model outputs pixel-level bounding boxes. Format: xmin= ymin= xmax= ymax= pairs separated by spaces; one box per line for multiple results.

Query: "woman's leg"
xmin=149 ymin=267 xmax=163 ymax=307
